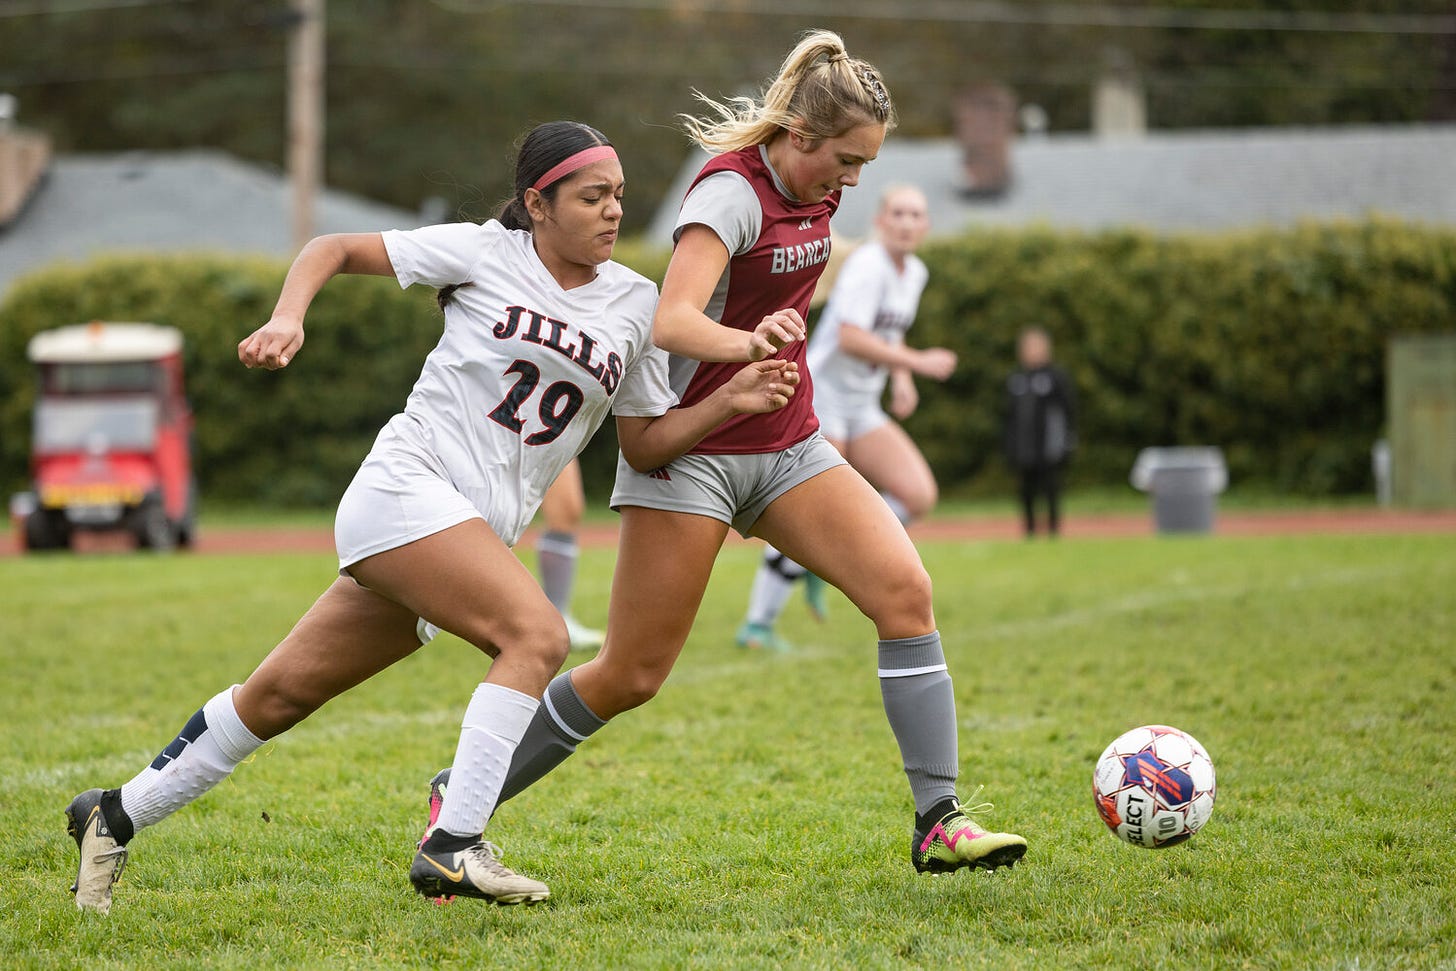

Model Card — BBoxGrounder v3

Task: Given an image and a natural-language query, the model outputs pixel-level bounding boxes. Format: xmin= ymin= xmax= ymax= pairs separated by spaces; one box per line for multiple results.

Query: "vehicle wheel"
xmin=176 ymin=482 xmax=199 ymax=548
xmin=134 ymin=500 xmax=177 ymax=551
xmin=24 ymin=509 xmax=70 ymax=551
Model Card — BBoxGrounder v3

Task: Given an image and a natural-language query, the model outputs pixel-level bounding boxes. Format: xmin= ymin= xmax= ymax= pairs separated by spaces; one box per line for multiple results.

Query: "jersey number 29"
xmin=488 ymin=360 xmax=585 ymax=446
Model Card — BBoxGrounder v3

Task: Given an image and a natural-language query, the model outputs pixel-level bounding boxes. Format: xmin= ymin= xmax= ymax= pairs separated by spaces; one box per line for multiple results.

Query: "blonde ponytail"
xmin=680 ymin=29 xmax=896 ymax=153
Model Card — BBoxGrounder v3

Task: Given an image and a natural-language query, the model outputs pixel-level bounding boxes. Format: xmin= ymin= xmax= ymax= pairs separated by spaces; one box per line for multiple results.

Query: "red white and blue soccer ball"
xmin=1093 ymin=725 xmax=1216 ymax=848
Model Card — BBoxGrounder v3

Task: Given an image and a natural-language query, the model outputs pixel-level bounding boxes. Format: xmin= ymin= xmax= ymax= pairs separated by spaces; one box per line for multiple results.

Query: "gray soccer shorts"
xmin=609 ymin=431 xmax=847 ymax=537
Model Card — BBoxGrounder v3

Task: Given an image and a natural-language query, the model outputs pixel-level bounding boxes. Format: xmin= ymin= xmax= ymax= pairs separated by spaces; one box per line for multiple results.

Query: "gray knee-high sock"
xmin=878 ymin=632 xmax=959 ymax=815
xmin=536 ymin=531 xmax=578 ymax=615
xmin=495 ymin=670 xmax=606 ymax=806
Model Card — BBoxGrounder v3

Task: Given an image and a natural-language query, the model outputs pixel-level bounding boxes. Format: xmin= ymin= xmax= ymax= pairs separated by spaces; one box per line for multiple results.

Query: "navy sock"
xmin=422 ymin=829 xmax=478 ymax=853
xmin=100 ymin=788 xmax=135 ymax=845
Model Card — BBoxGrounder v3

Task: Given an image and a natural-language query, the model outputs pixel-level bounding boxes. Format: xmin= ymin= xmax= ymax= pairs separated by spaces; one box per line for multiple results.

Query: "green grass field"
xmin=3 ymin=529 xmax=1453 ymax=970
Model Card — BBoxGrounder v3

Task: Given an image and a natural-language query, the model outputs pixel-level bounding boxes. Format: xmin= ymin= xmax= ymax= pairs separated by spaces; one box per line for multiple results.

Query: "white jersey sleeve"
xmin=612 ymin=342 xmax=677 ymax=417
xmin=674 ymin=171 xmax=761 ymax=256
xmin=382 ymin=222 xmax=500 ymax=289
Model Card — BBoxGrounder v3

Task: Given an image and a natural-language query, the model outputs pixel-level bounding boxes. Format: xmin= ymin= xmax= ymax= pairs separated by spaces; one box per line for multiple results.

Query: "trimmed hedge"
xmin=2 ymin=220 xmax=1453 ymax=506
xmin=0 ymin=255 xmax=440 ymax=507
xmin=910 ymin=218 xmax=1456 ymax=496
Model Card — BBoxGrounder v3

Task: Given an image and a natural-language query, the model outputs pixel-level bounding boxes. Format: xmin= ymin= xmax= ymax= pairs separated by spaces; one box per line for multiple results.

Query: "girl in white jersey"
xmin=739 ymin=184 xmax=959 ymax=649
xmin=62 ymin=121 xmax=799 ymax=912
xmin=428 ymin=32 xmax=1027 ymax=886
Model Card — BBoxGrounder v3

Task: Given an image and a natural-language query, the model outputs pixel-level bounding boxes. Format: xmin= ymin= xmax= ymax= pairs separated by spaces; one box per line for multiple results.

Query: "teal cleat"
xmin=735 ymin=620 xmax=793 ymax=653
xmin=803 ymin=572 xmax=830 ymax=622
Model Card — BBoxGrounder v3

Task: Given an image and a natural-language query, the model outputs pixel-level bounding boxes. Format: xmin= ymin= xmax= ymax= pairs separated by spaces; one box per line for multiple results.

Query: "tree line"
xmin=3 ymin=0 xmax=1452 ymax=230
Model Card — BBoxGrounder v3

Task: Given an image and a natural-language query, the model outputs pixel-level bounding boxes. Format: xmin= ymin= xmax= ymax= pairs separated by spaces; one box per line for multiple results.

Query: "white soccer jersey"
xmin=368 ymin=220 xmax=673 ymax=548
xmin=806 ymin=240 xmax=929 ymax=407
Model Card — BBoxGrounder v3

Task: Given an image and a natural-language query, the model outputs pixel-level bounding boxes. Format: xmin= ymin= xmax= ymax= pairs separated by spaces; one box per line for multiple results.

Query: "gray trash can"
xmin=1130 ymin=447 xmax=1228 ymax=534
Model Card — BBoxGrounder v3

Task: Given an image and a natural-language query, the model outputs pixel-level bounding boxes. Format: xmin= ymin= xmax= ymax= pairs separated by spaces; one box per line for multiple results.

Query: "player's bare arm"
xmin=655 ymin=226 xmax=805 ymax=362
xmin=836 ymin=323 xmax=956 ymax=380
xmin=888 ymin=368 xmax=919 ymax=420
xmin=238 ymin=233 xmax=395 ymax=370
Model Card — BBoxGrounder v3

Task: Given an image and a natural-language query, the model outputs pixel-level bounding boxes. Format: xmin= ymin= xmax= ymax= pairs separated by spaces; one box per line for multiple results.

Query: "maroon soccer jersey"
xmin=673 ymin=147 xmax=840 ymax=454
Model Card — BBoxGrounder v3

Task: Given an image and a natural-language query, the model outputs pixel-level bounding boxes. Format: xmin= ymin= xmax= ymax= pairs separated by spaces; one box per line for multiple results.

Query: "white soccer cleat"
xmin=410 ymin=837 xmax=550 ymax=905
xmin=65 ymin=789 xmax=129 ymax=913
xmin=564 ymin=615 xmax=604 ymax=652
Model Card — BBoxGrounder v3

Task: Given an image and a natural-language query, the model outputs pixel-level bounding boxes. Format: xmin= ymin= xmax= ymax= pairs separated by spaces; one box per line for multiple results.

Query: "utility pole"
xmin=287 ymin=0 xmax=324 ymax=252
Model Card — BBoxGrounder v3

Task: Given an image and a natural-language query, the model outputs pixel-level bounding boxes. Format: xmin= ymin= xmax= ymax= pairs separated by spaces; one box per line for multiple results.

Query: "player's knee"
xmin=902 ymin=481 xmax=938 ymax=520
xmin=543 ymin=494 xmax=585 ymax=531
xmin=247 ymin=680 xmax=322 ymax=738
xmin=614 ymin=672 xmax=664 ymax=712
xmin=864 ymin=562 xmax=935 ymax=635
xmin=514 ymin=625 xmax=571 ymax=683
xmin=597 ymin=659 xmax=668 ymax=714
xmin=460 ymin=609 xmax=570 ymax=674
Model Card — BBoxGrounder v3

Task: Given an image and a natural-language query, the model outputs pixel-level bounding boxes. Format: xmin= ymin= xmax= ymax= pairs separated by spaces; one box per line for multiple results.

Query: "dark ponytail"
xmin=496 ymin=120 xmax=614 ymax=231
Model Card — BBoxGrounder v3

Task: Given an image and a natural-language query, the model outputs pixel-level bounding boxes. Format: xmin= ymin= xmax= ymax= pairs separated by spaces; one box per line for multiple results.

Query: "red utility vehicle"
xmin=22 ymin=321 xmax=196 ymax=551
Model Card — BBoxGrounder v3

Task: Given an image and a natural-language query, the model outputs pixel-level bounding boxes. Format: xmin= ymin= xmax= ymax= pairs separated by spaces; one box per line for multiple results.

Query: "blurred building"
xmin=0 ymin=147 xmax=420 ymax=299
xmin=647 ymin=122 xmax=1456 ymax=245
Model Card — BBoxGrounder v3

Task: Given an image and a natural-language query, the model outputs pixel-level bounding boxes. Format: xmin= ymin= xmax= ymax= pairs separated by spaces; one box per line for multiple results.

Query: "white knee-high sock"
xmin=433 ymin=682 xmax=539 ymax=839
xmin=119 ymin=685 xmax=265 ymax=832
xmin=746 ymin=544 xmax=805 ymax=627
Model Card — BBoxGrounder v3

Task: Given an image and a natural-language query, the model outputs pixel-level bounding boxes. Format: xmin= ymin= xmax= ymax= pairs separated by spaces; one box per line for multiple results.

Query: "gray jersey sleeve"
xmin=674 ymin=172 xmax=762 ymax=255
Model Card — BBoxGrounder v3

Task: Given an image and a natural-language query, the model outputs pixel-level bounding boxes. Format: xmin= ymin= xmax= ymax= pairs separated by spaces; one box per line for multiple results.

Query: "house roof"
xmin=0 ymin=149 xmax=420 ymax=297
xmin=647 ymin=123 xmax=1456 ymax=245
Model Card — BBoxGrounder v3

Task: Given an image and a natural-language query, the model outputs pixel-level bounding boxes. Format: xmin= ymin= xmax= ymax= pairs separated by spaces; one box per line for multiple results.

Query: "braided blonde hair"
xmin=680 ymin=29 xmax=896 ymax=153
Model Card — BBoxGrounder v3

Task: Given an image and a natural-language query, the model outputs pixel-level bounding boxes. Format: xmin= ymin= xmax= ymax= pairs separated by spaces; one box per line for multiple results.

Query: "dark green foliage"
xmin=5 ymin=1 xmax=1451 ymax=234
xmin=3 ymin=220 xmax=1452 ymax=506
xmin=0 ymin=255 xmax=442 ymax=506
xmin=910 ymin=218 xmax=1456 ymax=496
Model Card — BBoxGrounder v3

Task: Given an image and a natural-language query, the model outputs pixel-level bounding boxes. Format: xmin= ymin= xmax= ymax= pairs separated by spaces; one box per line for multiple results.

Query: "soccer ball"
xmin=1093 ymin=725 xmax=1216 ymax=848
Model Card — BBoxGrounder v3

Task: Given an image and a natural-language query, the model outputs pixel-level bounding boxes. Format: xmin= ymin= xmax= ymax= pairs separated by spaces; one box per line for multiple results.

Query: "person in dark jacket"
xmin=1003 ymin=327 xmax=1076 ymax=537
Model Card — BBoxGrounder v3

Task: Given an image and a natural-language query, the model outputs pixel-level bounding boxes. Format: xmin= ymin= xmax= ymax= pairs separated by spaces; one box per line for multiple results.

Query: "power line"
xmin=6 ymin=45 xmax=1452 ymax=91
xmin=0 ymin=0 xmax=195 ymax=17
xmin=1 ymin=52 xmax=281 ymax=87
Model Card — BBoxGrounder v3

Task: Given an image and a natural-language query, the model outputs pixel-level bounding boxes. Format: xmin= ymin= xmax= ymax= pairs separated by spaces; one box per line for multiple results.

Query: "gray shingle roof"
xmin=0 ymin=149 xmax=420 ymax=297
xmin=648 ymin=123 xmax=1456 ymax=244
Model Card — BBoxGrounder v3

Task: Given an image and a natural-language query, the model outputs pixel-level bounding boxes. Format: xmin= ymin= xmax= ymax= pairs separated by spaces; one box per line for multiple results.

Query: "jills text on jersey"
xmin=493 ymin=304 xmax=623 ymax=395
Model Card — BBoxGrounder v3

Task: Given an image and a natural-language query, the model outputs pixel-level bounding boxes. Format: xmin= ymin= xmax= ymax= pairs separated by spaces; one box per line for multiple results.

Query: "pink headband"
xmin=531 ymin=145 xmax=619 ymax=192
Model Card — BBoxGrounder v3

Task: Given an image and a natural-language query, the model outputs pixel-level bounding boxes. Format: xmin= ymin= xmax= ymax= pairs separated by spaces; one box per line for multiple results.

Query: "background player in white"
xmin=62 ymin=120 xmax=799 ymax=912
xmin=737 ymin=184 xmax=957 ymax=650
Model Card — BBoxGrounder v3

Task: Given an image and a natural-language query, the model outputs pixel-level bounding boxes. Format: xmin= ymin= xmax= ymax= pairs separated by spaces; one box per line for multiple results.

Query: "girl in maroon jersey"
xmin=431 ymin=30 xmax=1027 ymax=879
